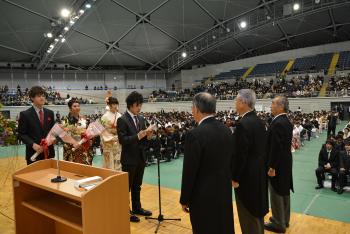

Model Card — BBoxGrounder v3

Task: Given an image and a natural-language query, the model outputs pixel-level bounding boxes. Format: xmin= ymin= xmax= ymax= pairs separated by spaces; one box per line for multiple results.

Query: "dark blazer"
xmin=117 ymin=112 xmax=148 ymax=165
xmin=339 ymin=151 xmax=350 ymax=170
xmin=232 ymin=111 xmax=269 ymax=218
xmin=180 ymin=117 xmax=234 ymax=234
xmin=267 ymin=114 xmax=294 ymax=196
xmin=318 ymin=146 xmax=339 ymax=168
xmin=18 ymin=106 xmax=55 ymax=162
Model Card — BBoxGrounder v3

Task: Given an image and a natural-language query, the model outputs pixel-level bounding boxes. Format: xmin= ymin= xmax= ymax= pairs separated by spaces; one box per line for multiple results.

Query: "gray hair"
xmin=274 ymin=96 xmax=289 ymax=112
xmin=237 ymin=89 xmax=256 ymax=109
xmin=193 ymin=92 xmax=216 ymax=114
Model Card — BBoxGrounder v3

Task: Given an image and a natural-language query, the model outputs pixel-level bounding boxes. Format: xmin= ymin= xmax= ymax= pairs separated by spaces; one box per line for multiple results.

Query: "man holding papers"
xmin=117 ymin=91 xmax=154 ymax=223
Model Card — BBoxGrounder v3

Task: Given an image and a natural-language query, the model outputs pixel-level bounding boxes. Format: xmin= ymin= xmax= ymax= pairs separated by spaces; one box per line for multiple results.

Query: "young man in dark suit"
xmin=18 ymin=86 xmax=55 ymax=165
xmin=265 ymin=96 xmax=294 ymax=233
xmin=232 ymin=89 xmax=268 ymax=234
xmin=180 ymin=92 xmax=234 ymax=234
xmin=337 ymin=140 xmax=350 ymax=194
xmin=315 ymin=140 xmax=339 ymax=191
xmin=117 ymin=91 xmax=153 ymax=223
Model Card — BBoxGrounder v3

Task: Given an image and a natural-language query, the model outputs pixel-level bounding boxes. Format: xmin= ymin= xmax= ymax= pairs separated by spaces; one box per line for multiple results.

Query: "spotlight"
xmin=61 ymin=38 xmax=66 ymax=43
xmin=47 ymin=49 xmax=52 ymax=53
xmin=79 ymin=9 xmax=85 ymax=14
xmin=315 ymin=0 xmax=320 ymax=3
xmin=181 ymin=51 xmax=187 ymax=58
xmin=54 ymin=38 xmax=59 ymax=42
xmin=194 ymin=46 xmax=197 ymax=50
xmin=239 ymin=21 xmax=247 ymax=29
xmin=60 ymin=8 xmax=71 ymax=18
xmin=64 ymin=26 xmax=69 ymax=31
xmin=49 ymin=44 xmax=54 ymax=48
xmin=69 ymin=20 xmax=75 ymax=25
xmin=293 ymin=3 xmax=300 ymax=11
xmin=212 ymin=35 xmax=216 ymax=39
xmin=85 ymin=3 xmax=92 ymax=9
xmin=226 ymin=28 xmax=231 ymax=33
xmin=46 ymin=32 xmax=53 ymax=38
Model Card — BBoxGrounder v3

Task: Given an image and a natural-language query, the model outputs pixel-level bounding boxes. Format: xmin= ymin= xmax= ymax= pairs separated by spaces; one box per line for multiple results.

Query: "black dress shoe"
xmin=264 ymin=222 xmax=286 ymax=233
xmin=331 ymin=187 xmax=337 ymax=192
xmin=338 ymin=188 xmax=344 ymax=194
xmin=133 ymin=208 xmax=152 ymax=216
xmin=315 ymin=185 xmax=324 ymax=189
xmin=130 ymin=214 xmax=140 ymax=223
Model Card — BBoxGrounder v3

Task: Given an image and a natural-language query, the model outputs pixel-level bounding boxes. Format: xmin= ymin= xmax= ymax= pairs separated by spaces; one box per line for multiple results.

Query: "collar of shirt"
xmin=127 ymin=109 xmax=136 ymax=119
xmin=198 ymin=115 xmax=214 ymax=126
xmin=240 ymin=110 xmax=253 ymax=119
xmin=272 ymin=113 xmax=287 ymax=122
xmin=32 ymin=105 xmax=43 ymax=118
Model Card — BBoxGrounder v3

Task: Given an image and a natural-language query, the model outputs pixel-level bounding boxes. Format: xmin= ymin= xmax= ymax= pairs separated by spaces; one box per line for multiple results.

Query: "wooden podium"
xmin=12 ymin=160 xmax=130 ymax=234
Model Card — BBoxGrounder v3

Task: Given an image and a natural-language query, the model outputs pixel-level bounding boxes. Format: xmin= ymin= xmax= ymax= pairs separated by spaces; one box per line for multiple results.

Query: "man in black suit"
xmin=337 ymin=140 xmax=350 ymax=194
xmin=232 ymin=89 xmax=268 ymax=234
xmin=180 ymin=92 xmax=234 ymax=234
xmin=18 ymin=86 xmax=55 ymax=165
xmin=327 ymin=111 xmax=337 ymax=137
xmin=265 ymin=96 xmax=293 ymax=234
xmin=117 ymin=91 xmax=153 ymax=223
xmin=315 ymin=140 xmax=339 ymax=191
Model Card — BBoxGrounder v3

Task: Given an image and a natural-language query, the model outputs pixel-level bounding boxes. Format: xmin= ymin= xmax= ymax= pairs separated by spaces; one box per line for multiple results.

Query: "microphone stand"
xmin=51 ymin=139 xmax=67 ymax=183
xmin=145 ymin=117 xmax=181 ymax=233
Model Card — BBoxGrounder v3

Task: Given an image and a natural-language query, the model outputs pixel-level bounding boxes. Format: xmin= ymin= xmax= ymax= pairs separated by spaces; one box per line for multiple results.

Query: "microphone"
xmin=153 ymin=117 xmax=165 ymax=128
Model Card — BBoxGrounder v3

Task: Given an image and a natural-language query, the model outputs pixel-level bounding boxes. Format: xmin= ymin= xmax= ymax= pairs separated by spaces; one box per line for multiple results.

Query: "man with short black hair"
xmin=18 ymin=86 xmax=55 ymax=165
xmin=315 ymin=140 xmax=339 ymax=191
xmin=117 ymin=91 xmax=153 ymax=223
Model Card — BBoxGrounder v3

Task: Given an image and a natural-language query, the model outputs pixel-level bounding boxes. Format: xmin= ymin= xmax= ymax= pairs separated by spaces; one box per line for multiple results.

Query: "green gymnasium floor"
xmin=1 ymin=122 xmax=350 ymax=224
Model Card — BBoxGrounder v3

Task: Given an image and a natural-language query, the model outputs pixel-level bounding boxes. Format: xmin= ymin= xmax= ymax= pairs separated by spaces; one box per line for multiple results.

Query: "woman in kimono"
xmin=62 ymin=99 xmax=93 ymax=165
xmin=101 ymin=97 xmax=122 ymax=171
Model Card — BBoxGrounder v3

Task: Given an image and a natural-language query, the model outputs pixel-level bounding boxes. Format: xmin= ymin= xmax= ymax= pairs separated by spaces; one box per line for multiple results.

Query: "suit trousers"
xmin=235 ymin=192 xmax=264 ymax=234
xmin=122 ymin=161 xmax=145 ymax=211
xmin=268 ymin=182 xmax=290 ymax=230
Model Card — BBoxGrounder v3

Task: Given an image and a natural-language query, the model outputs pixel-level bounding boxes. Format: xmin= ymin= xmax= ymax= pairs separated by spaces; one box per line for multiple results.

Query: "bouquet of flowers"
xmin=73 ymin=121 xmax=106 ymax=151
xmin=0 ymin=111 xmax=17 ymax=146
xmin=31 ymin=123 xmax=78 ymax=161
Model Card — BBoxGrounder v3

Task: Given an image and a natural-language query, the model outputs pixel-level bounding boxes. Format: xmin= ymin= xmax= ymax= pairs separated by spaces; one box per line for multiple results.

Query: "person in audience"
xmin=117 ymin=91 xmax=153 ymax=223
xmin=180 ymin=92 xmax=234 ymax=234
xmin=101 ymin=97 xmax=122 ymax=171
xmin=232 ymin=89 xmax=268 ymax=234
xmin=327 ymin=111 xmax=338 ymax=136
xmin=265 ymin=96 xmax=294 ymax=233
xmin=338 ymin=140 xmax=350 ymax=194
xmin=18 ymin=86 xmax=56 ymax=165
xmin=315 ymin=140 xmax=339 ymax=192
xmin=62 ymin=99 xmax=93 ymax=165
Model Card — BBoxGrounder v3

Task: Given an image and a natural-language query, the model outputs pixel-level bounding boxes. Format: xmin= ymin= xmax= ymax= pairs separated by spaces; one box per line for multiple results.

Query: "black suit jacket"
xmin=232 ymin=111 xmax=269 ymax=218
xmin=267 ymin=114 xmax=294 ymax=196
xmin=318 ymin=146 xmax=339 ymax=168
xmin=339 ymin=151 xmax=350 ymax=170
xmin=117 ymin=112 xmax=148 ymax=165
xmin=18 ymin=106 xmax=55 ymax=162
xmin=180 ymin=117 xmax=234 ymax=234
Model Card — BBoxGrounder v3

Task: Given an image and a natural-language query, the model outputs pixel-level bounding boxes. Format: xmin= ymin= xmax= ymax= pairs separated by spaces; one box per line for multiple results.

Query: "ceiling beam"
xmin=328 ymin=8 xmax=337 ymax=36
xmin=90 ymin=0 xmax=172 ymax=69
xmin=235 ymin=22 xmax=350 ymax=59
xmin=73 ymin=29 xmax=164 ymax=70
xmin=0 ymin=43 xmax=40 ymax=57
xmin=109 ymin=0 xmax=183 ymax=44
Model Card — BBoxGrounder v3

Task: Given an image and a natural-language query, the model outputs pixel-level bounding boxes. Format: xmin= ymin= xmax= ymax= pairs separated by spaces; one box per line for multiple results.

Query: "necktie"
xmin=39 ymin=109 xmax=44 ymax=128
xmin=134 ymin=116 xmax=140 ymax=132
xmin=328 ymin=151 xmax=331 ymax=160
